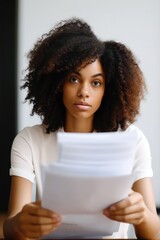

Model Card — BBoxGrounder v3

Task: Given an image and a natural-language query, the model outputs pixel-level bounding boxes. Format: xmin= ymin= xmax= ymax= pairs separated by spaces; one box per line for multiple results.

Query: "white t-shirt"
xmin=9 ymin=124 xmax=153 ymax=238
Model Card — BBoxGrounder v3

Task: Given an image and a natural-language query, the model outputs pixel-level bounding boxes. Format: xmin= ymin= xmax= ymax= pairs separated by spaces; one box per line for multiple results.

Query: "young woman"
xmin=3 ymin=18 xmax=160 ymax=239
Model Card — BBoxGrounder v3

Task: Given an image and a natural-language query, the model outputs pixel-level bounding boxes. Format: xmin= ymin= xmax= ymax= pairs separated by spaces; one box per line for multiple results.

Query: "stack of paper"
xmin=42 ymin=130 xmax=138 ymax=239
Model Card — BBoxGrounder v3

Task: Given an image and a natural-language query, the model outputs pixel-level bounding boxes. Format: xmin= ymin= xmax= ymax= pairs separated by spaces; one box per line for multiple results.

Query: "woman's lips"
xmin=74 ymin=102 xmax=91 ymax=110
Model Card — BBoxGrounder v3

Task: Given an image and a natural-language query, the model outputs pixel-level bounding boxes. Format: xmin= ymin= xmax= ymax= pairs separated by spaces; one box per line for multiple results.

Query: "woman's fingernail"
xmin=103 ymin=209 xmax=109 ymax=215
xmin=110 ymin=206 xmax=116 ymax=210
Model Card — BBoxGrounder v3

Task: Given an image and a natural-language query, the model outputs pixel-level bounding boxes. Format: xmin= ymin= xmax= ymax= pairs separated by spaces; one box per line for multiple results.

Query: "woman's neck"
xmin=64 ymin=116 xmax=93 ymax=133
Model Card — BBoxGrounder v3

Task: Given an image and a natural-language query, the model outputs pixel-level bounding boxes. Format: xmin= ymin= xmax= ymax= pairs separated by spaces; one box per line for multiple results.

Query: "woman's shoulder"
xmin=20 ymin=124 xmax=46 ymax=134
xmin=125 ymin=124 xmax=151 ymax=148
xmin=17 ymin=124 xmax=44 ymax=136
xmin=126 ymin=124 xmax=145 ymax=138
xmin=15 ymin=124 xmax=57 ymax=142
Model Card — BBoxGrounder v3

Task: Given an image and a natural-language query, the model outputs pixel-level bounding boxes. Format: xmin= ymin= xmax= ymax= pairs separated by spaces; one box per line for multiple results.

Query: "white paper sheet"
xmin=41 ymin=131 xmax=137 ymax=238
xmin=56 ymin=131 xmax=137 ymax=176
xmin=42 ymin=170 xmax=132 ymax=238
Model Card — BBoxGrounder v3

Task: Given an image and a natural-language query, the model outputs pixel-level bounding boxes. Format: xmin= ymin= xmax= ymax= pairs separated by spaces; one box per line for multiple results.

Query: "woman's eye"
xmin=92 ymin=80 xmax=101 ymax=87
xmin=69 ymin=77 xmax=79 ymax=83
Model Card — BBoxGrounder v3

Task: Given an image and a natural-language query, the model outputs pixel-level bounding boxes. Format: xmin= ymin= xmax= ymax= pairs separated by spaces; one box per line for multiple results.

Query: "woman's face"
xmin=63 ymin=59 xmax=105 ymax=121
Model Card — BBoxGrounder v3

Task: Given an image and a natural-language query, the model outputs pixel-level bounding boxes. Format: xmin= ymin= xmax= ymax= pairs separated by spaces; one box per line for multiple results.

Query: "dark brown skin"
xmin=21 ymin=18 xmax=146 ymax=133
xmin=3 ymin=18 xmax=160 ymax=239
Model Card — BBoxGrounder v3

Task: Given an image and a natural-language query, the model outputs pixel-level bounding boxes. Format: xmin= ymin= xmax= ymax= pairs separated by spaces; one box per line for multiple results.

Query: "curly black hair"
xmin=21 ymin=18 xmax=146 ymax=133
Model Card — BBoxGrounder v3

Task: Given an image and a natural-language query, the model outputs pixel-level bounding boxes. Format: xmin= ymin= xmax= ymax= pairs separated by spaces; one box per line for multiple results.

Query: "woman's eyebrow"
xmin=72 ymin=71 xmax=81 ymax=76
xmin=91 ymin=73 xmax=104 ymax=78
xmin=73 ymin=71 xmax=104 ymax=78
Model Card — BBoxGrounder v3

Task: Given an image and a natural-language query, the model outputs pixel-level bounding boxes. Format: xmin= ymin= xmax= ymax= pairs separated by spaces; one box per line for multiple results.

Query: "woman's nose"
xmin=77 ymin=84 xmax=89 ymax=98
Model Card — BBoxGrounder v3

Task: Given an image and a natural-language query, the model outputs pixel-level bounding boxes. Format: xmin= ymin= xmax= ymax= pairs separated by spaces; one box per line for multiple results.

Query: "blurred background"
xmin=1 ymin=0 xmax=160 ymax=216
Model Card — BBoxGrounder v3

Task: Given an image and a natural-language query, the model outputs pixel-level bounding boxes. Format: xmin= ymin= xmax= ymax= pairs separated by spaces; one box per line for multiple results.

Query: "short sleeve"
xmin=132 ymin=127 xmax=153 ymax=182
xmin=10 ymin=128 xmax=35 ymax=183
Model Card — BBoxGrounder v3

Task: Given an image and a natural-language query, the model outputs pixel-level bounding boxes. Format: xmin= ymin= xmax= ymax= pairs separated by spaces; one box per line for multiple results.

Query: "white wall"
xmin=17 ymin=0 xmax=160 ymax=206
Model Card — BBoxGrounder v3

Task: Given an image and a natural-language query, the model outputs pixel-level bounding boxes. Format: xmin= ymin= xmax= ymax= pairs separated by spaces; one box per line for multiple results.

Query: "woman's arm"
xmin=3 ymin=176 xmax=61 ymax=239
xmin=103 ymin=177 xmax=160 ymax=239
xmin=132 ymin=178 xmax=160 ymax=239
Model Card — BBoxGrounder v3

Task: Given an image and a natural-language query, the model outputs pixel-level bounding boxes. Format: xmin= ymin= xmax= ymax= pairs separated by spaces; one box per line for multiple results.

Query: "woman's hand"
xmin=14 ymin=201 xmax=61 ymax=239
xmin=103 ymin=191 xmax=147 ymax=225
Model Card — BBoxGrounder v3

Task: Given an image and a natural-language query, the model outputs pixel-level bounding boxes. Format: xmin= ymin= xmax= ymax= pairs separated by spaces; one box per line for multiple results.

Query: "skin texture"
xmin=63 ymin=59 xmax=105 ymax=132
xmin=103 ymin=178 xmax=160 ymax=239
xmin=21 ymin=18 xmax=146 ymax=133
xmin=3 ymin=18 xmax=160 ymax=239
xmin=5 ymin=177 xmax=61 ymax=239
xmin=3 ymin=60 xmax=160 ymax=239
